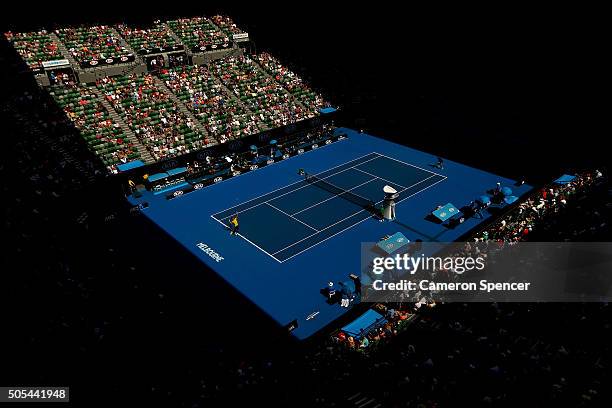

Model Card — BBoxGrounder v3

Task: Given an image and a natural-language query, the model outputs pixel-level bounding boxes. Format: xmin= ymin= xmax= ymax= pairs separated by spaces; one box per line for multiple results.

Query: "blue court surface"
xmin=212 ymin=152 xmax=446 ymax=262
xmin=129 ymin=128 xmax=532 ymax=339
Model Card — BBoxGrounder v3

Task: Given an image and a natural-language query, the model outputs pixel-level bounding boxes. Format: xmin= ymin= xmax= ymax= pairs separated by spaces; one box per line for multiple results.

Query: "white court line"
xmin=211 ymin=152 xmax=381 ymax=219
xmin=211 ymin=152 xmax=379 ymax=217
xmin=266 ymin=202 xmax=319 ymax=231
xmin=274 ymin=174 xmax=440 ymax=256
xmin=389 ymin=173 xmax=439 ymax=191
xmin=213 ymin=165 xmax=362 ymax=220
xmin=351 ymin=167 xmax=412 ymax=190
xmin=210 ymin=152 xmax=448 ymax=263
xmin=278 ymin=175 xmax=448 ymax=262
xmin=291 ymin=177 xmax=378 ymax=216
xmin=210 ymin=215 xmax=283 ymax=263
xmin=191 ymin=135 xmax=349 ymax=198
xmin=291 ymin=162 xmax=438 ymax=217
xmin=271 ymin=189 xmax=406 ymax=256
xmin=374 ymin=152 xmax=445 ymax=178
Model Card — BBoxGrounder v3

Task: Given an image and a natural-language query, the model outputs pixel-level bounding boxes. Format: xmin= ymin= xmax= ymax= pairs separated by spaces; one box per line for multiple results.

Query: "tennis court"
xmin=129 ymin=128 xmax=533 ymax=339
xmin=212 ymin=152 xmax=446 ymax=262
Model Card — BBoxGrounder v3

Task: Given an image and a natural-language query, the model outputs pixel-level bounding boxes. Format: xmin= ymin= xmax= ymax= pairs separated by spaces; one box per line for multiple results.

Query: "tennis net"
xmin=304 ymin=173 xmax=376 ymax=211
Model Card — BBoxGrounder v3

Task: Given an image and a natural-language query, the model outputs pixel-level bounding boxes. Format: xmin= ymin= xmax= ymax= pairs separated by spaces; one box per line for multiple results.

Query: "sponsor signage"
xmin=192 ymin=42 xmax=231 ymax=53
xmin=232 ymin=33 xmax=249 ymax=42
xmin=41 ymin=59 xmax=71 ymax=69
xmin=81 ymin=54 xmax=136 ymax=68
xmin=137 ymin=44 xmax=185 ymax=55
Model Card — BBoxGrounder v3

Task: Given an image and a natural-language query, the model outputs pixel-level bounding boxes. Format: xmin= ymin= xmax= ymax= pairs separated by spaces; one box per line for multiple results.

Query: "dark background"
xmin=1 ymin=4 xmax=608 ymax=407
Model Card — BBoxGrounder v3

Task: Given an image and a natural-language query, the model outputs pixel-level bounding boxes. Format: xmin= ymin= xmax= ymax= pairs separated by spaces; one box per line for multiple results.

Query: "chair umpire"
xmin=382 ymin=185 xmax=399 ymax=221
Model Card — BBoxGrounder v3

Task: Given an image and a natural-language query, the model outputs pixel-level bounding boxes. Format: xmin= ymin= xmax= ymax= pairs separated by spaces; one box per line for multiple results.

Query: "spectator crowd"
xmin=211 ymin=15 xmax=246 ymax=38
xmin=474 ymin=171 xmax=605 ymax=243
xmin=55 ymin=25 xmax=131 ymax=65
xmin=167 ymin=17 xmax=230 ymax=51
xmin=117 ymin=22 xmax=180 ymax=54
xmin=4 ymin=30 xmax=63 ymax=70
xmin=49 ymin=84 xmax=141 ymax=173
xmin=97 ymin=74 xmax=206 ymax=161
xmin=211 ymin=55 xmax=313 ymax=130
xmin=160 ymin=64 xmax=259 ymax=143
xmin=20 ymin=53 xmax=331 ymax=170
xmin=5 ymin=17 xmax=331 ymax=174
xmin=254 ymin=52 xmax=327 ymax=114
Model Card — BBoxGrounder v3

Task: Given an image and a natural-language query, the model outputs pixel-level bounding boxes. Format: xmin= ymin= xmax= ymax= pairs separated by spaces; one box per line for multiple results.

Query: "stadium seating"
xmin=159 ymin=65 xmax=260 ymax=143
xmin=48 ymin=85 xmax=141 ymax=172
xmin=40 ymin=53 xmax=327 ymax=165
xmin=210 ymin=15 xmax=246 ymax=37
xmin=167 ymin=17 xmax=230 ymax=51
xmin=254 ymin=53 xmax=327 ymax=115
xmin=4 ymin=30 xmax=63 ymax=70
xmin=211 ymin=55 xmax=311 ymax=130
xmin=6 ymin=18 xmax=332 ymax=171
xmin=117 ymin=23 xmax=180 ymax=54
xmin=55 ymin=26 xmax=131 ymax=65
xmin=96 ymin=74 xmax=208 ymax=160
xmin=472 ymin=173 xmax=602 ymax=242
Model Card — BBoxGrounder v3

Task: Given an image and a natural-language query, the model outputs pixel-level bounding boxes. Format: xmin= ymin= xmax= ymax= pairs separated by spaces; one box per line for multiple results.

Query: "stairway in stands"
xmin=110 ymin=27 xmax=146 ymax=76
xmin=10 ymin=109 xmax=97 ymax=184
xmin=345 ymin=392 xmax=382 ymax=408
xmin=49 ymin=32 xmax=80 ymax=68
xmin=97 ymin=97 xmax=156 ymax=164
xmin=152 ymin=75 xmax=216 ymax=148
xmin=209 ymin=73 xmax=262 ymax=131
xmin=164 ymin=23 xmax=185 ymax=50
xmin=110 ymin=27 xmax=139 ymax=57
xmin=252 ymin=58 xmax=310 ymax=114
